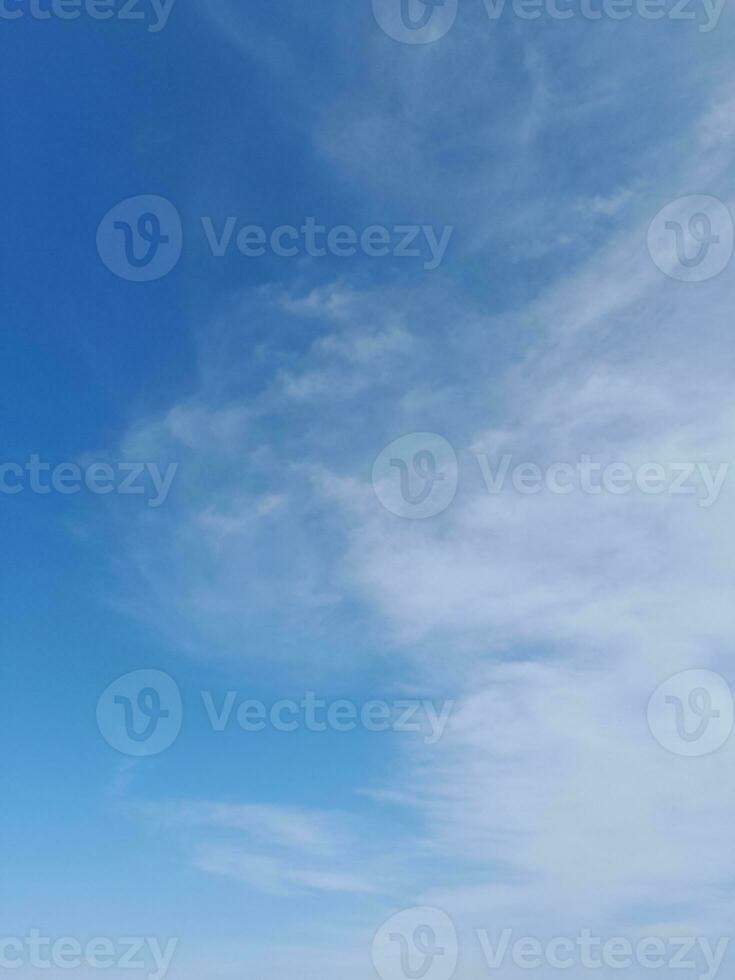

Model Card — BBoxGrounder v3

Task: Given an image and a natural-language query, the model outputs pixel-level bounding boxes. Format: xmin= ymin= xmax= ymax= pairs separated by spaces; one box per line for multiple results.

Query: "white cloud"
xmin=134 ymin=801 xmax=387 ymax=897
xmin=108 ymin=17 xmax=735 ymax=974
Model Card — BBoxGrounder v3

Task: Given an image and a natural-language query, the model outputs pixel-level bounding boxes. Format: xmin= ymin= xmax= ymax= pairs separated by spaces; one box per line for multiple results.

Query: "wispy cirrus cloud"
xmin=102 ymin=11 xmax=735 ymax=975
xmin=133 ymin=800 xmax=388 ymax=897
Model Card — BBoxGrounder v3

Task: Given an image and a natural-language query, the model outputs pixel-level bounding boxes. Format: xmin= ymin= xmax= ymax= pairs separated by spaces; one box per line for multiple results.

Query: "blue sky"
xmin=3 ymin=1 xmax=735 ymax=978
